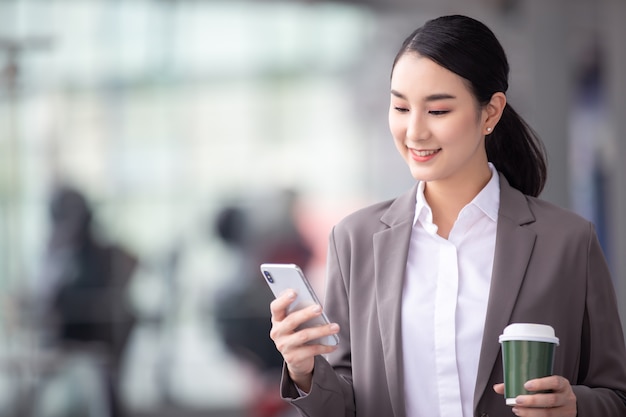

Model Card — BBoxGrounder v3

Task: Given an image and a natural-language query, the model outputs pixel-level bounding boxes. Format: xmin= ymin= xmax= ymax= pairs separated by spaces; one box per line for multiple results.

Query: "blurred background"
xmin=0 ymin=0 xmax=624 ymax=416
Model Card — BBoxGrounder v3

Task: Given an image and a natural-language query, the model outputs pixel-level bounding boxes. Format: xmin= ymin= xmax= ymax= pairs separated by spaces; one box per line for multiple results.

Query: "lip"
xmin=409 ymin=147 xmax=441 ymax=162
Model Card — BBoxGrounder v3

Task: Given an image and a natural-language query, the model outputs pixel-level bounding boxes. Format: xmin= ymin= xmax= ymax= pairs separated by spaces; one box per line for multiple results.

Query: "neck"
xmin=423 ymin=165 xmax=492 ymax=238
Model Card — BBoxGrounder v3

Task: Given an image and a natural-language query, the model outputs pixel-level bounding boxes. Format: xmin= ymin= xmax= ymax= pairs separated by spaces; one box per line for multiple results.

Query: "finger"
xmin=274 ymin=320 xmax=339 ymax=352
xmin=298 ymin=322 xmax=340 ymax=346
xmin=269 ymin=289 xmax=297 ymax=321
xmin=283 ymin=338 xmax=338 ymax=363
xmin=278 ymin=328 xmax=338 ymax=367
xmin=514 ymin=391 xmax=562 ymax=409
xmin=524 ymin=375 xmax=566 ymax=393
xmin=278 ymin=304 xmax=325 ymax=333
xmin=514 ymin=377 xmax=573 ymax=410
xmin=493 ymin=383 xmax=505 ymax=394
xmin=270 ymin=304 xmax=335 ymax=343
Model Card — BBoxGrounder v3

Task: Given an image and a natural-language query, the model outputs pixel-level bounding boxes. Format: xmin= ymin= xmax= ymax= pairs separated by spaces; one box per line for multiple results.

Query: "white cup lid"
xmin=499 ymin=323 xmax=559 ymax=345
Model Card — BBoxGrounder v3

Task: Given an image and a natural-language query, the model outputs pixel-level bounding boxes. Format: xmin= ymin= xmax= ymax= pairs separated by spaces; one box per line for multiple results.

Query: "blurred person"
xmin=36 ymin=185 xmax=138 ymax=417
xmin=212 ymin=189 xmax=312 ymax=417
xmin=268 ymin=15 xmax=626 ymax=417
xmin=570 ymin=43 xmax=612 ymax=259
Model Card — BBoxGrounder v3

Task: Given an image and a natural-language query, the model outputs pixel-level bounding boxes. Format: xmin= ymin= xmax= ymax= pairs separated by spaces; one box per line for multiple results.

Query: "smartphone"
xmin=260 ymin=263 xmax=339 ymax=346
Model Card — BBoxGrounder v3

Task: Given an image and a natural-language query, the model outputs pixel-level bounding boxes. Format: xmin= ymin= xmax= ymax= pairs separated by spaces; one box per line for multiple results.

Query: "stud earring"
xmin=486 ymin=127 xmax=493 ymax=133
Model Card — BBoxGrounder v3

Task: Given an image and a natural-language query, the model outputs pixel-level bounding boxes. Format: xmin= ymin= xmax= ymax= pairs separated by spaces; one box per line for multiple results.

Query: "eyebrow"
xmin=390 ymin=90 xmax=457 ymax=102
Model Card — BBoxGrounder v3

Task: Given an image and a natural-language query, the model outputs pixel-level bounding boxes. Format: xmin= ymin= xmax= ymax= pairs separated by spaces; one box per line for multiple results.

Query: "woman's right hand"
xmin=269 ymin=289 xmax=340 ymax=393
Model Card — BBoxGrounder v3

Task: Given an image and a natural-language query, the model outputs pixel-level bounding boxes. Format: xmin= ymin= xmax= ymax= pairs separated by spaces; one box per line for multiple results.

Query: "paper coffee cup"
xmin=499 ymin=323 xmax=559 ymax=406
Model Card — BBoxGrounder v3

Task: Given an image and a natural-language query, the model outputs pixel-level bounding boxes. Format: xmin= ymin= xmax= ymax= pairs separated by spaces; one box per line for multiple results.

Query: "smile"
xmin=413 ymin=149 xmax=440 ymax=157
xmin=408 ymin=147 xmax=441 ymax=162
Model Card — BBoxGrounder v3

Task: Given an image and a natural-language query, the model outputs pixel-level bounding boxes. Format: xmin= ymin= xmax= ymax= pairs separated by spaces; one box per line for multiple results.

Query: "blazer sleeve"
xmin=279 ymin=227 xmax=356 ymax=417
xmin=571 ymin=223 xmax=626 ymax=415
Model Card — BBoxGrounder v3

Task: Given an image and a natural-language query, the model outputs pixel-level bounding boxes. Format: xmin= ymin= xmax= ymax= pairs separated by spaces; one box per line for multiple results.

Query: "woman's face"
xmin=389 ymin=53 xmax=491 ymax=187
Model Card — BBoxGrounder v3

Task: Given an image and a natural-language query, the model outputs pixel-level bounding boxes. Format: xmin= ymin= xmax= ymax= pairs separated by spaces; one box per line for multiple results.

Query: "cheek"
xmin=436 ymin=114 xmax=480 ymax=145
xmin=388 ymin=118 xmax=406 ymax=156
xmin=388 ymin=113 xmax=405 ymax=141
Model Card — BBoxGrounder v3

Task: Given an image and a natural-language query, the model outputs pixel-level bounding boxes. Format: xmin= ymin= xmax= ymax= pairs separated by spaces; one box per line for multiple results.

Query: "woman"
xmin=269 ymin=15 xmax=626 ymax=417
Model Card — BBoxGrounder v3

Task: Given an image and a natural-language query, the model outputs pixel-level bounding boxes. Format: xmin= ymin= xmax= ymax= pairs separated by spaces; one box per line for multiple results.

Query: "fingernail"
xmin=329 ymin=324 xmax=339 ymax=332
xmin=524 ymin=381 xmax=534 ymax=390
xmin=515 ymin=396 xmax=525 ymax=405
xmin=286 ymin=290 xmax=296 ymax=299
xmin=511 ymin=407 xmax=520 ymax=415
xmin=311 ymin=305 xmax=322 ymax=313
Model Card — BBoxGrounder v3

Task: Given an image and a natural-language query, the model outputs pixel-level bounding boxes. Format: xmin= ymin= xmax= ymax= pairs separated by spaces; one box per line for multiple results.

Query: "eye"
xmin=394 ymin=106 xmax=409 ymax=113
xmin=429 ymin=110 xmax=449 ymax=116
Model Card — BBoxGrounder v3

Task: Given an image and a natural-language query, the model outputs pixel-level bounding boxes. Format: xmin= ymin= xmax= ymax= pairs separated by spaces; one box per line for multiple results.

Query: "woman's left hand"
xmin=493 ymin=375 xmax=577 ymax=416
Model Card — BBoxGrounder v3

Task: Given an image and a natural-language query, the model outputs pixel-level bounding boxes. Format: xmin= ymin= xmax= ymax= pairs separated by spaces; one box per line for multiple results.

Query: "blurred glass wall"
xmin=0 ymin=1 xmax=376 ymax=416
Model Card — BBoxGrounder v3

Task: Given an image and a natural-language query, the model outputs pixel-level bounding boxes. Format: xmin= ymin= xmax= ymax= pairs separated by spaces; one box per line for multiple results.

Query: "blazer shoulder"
xmin=525 ymin=195 xmax=593 ymax=231
xmin=512 ymin=194 xmax=599 ymax=251
xmin=499 ymin=174 xmax=593 ymax=234
xmin=334 ymin=198 xmax=395 ymax=236
xmin=334 ymin=183 xmax=418 ymax=236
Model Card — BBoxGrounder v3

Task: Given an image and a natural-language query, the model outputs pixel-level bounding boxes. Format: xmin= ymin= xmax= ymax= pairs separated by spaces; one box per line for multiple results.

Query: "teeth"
xmin=415 ymin=149 xmax=438 ymax=157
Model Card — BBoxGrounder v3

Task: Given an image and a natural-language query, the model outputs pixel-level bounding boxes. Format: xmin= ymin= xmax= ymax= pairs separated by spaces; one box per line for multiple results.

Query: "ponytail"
xmin=486 ymin=104 xmax=547 ymax=197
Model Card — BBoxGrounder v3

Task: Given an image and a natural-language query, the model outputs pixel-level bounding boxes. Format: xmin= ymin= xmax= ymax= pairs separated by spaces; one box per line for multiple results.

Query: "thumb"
xmin=493 ymin=383 xmax=505 ymax=394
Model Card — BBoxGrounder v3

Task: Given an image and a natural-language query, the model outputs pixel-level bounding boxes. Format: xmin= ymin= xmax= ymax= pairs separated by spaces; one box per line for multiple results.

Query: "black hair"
xmin=392 ymin=15 xmax=547 ymax=197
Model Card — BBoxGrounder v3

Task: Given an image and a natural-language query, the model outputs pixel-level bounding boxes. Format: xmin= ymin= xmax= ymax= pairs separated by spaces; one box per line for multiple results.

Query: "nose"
xmin=405 ymin=112 xmax=429 ymax=142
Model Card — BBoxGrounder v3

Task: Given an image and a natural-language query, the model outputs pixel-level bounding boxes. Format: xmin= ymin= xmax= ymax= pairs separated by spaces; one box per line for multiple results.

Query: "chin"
xmin=409 ymin=170 xmax=434 ymax=182
xmin=406 ymin=163 xmax=431 ymax=180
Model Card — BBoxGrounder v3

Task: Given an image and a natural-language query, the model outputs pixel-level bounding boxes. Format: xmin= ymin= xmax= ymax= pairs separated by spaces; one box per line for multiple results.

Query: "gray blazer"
xmin=281 ymin=174 xmax=626 ymax=417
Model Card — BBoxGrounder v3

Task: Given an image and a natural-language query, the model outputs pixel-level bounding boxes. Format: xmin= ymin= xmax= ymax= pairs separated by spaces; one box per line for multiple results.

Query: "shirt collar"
xmin=414 ymin=181 xmax=431 ymax=228
xmin=472 ymin=163 xmax=500 ymax=221
xmin=413 ymin=163 xmax=500 ymax=227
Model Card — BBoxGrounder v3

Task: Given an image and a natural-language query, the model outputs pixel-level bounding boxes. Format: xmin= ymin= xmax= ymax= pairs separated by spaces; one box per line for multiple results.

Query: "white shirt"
xmin=402 ymin=164 xmax=499 ymax=417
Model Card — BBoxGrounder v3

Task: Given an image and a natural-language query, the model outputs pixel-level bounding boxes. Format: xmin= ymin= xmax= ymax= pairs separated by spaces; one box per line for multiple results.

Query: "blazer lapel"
xmin=374 ymin=183 xmax=418 ymax=417
xmin=474 ymin=174 xmax=537 ymax=409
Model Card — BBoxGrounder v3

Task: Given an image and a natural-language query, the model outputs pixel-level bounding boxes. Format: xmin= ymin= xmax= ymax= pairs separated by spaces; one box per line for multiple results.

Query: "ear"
xmin=482 ymin=92 xmax=506 ymax=135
